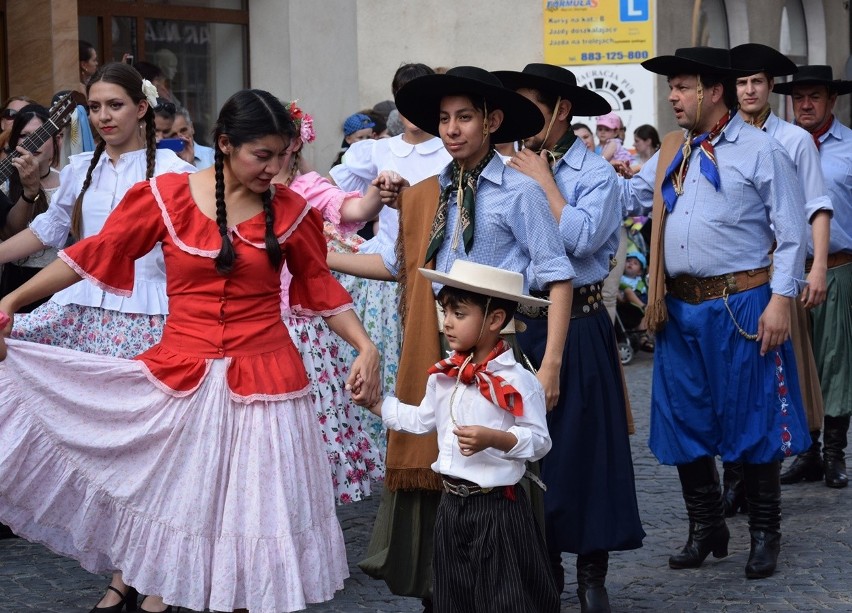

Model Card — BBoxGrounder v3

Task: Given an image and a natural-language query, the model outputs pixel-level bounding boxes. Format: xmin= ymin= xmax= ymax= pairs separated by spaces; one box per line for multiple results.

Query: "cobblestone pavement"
xmin=1 ymin=351 xmax=850 ymax=612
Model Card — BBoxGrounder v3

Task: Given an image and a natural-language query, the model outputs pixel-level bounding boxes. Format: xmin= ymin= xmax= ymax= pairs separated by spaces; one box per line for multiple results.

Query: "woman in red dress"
xmin=0 ymin=90 xmax=380 ymax=613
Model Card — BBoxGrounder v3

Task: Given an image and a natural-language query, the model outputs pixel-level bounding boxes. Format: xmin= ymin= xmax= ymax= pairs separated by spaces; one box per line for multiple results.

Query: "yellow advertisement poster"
xmin=544 ymin=0 xmax=655 ymax=65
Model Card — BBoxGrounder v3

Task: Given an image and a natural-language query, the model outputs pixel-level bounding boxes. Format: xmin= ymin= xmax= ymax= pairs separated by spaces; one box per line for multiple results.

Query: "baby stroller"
xmin=615 ymin=248 xmax=655 ymax=365
xmin=614 ymin=301 xmax=647 ymax=365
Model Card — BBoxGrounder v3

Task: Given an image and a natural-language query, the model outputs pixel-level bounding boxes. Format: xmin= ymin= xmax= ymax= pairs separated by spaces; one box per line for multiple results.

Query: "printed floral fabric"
xmin=325 ymin=223 xmax=398 ymax=456
xmin=286 ymin=312 xmax=384 ymax=504
xmin=11 ymin=301 xmax=164 ymax=358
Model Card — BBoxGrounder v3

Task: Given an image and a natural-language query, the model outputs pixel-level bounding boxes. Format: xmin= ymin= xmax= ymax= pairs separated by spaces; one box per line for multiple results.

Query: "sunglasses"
xmin=1 ymin=108 xmax=18 ymax=120
xmin=154 ymin=99 xmax=176 ymax=115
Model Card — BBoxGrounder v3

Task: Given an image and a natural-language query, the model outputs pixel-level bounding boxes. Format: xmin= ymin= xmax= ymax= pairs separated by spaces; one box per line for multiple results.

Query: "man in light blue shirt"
xmin=621 ymin=47 xmax=809 ymax=581
xmin=496 ymin=63 xmax=644 ymax=612
xmin=723 ymin=43 xmax=833 ymax=512
xmin=775 ymin=65 xmax=852 ymax=491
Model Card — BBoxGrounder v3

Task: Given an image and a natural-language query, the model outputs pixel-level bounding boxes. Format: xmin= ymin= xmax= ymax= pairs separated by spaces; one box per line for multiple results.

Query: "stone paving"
xmin=1 ymin=351 xmax=851 ymax=612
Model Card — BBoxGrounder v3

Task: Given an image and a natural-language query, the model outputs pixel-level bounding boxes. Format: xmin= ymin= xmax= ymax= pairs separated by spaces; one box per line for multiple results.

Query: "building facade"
xmin=1 ymin=0 xmax=849 ymax=173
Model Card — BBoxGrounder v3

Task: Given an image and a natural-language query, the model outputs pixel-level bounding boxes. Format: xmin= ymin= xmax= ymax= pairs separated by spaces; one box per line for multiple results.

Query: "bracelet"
xmin=20 ymin=191 xmax=41 ymax=205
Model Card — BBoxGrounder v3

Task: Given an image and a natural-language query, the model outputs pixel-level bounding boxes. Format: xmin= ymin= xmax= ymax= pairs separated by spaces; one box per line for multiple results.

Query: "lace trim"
xmin=290 ymin=302 xmax=354 ymax=318
xmin=229 ymin=382 xmax=311 ymax=405
xmin=150 ymin=177 xmax=220 ymax=258
xmin=134 ymin=358 xmax=211 ymax=398
xmin=58 ymin=251 xmax=133 ymax=298
xmin=231 ymin=201 xmax=312 ymax=248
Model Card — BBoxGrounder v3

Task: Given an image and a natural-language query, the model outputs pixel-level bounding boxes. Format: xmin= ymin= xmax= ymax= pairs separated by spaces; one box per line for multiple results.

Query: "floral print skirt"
xmin=286 ymin=313 xmax=385 ymax=504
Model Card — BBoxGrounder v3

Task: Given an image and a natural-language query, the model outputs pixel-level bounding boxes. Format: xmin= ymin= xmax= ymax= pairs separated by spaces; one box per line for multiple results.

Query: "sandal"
xmin=637 ymin=331 xmax=655 ymax=352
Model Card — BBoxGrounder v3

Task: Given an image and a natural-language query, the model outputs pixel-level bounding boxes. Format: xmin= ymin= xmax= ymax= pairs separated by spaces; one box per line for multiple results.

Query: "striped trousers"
xmin=432 ymin=484 xmax=560 ymax=613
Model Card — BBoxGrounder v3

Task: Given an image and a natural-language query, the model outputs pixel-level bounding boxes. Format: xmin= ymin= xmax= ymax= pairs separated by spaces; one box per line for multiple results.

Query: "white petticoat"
xmin=0 ymin=339 xmax=348 ymax=613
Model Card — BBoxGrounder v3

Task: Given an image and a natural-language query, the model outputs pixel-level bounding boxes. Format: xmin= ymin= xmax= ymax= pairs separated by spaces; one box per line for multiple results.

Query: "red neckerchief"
xmin=428 ymin=339 xmax=524 ymax=417
xmin=810 ymin=114 xmax=834 ymax=150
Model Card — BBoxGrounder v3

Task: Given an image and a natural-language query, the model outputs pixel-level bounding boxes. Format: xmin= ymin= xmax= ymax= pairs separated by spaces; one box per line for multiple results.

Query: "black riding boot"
xmin=743 ymin=461 xmax=782 ymax=579
xmin=577 ymin=550 xmax=611 ymax=613
xmin=721 ymin=461 xmax=747 ymax=516
xmin=823 ymin=415 xmax=849 ymax=489
xmin=668 ymin=457 xmax=730 ymax=569
xmin=779 ymin=430 xmax=823 ymax=484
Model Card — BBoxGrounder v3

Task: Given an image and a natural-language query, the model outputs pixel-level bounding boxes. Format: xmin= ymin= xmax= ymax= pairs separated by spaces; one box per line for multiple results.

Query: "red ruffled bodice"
xmin=59 ymin=173 xmax=353 ymax=403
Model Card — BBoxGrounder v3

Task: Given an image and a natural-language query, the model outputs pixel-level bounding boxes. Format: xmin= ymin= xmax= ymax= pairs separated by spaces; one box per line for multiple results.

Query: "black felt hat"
xmin=493 ymin=63 xmax=611 ymax=117
xmin=642 ymin=47 xmax=753 ymax=78
xmin=729 ymin=43 xmax=798 ymax=77
xmin=772 ymin=64 xmax=852 ymax=95
xmin=394 ymin=66 xmax=545 ymax=143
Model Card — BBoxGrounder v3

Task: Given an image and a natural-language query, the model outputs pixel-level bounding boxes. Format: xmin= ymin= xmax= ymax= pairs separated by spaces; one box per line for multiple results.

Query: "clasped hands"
xmin=371 ymin=171 xmax=409 ymax=209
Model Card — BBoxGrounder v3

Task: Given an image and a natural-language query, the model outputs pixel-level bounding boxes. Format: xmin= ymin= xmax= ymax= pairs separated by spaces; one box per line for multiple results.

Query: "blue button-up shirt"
xmin=816 ymin=117 xmax=852 ymax=253
xmin=381 ymin=154 xmax=575 ymax=291
xmin=553 ymin=138 xmax=621 ymax=285
xmin=621 ymin=112 xmax=807 ymax=297
xmin=763 ymin=113 xmax=832 ymax=228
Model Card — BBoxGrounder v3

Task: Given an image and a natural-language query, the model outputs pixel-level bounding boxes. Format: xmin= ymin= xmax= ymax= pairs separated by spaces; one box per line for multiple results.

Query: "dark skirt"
xmin=358 ymin=487 xmax=441 ymax=599
xmin=516 ymin=309 xmax=645 ymax=554
xmin=433 ymin=485 xmax=560 ymax=613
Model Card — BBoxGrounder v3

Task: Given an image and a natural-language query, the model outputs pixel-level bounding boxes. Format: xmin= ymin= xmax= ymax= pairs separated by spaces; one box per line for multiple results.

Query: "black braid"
xmin=261 ymin=188 xmax=281 ymax=269
xmin=70 ymin=140 xmax=106 ymax=239
xmin=213 ymin=147 xmax=236 ymax=274
xmin=144 ymin=111 xmax=157 ymax=179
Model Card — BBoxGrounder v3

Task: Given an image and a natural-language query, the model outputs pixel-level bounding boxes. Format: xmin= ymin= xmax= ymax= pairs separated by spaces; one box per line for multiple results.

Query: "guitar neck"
xmin=0 ymin=122 xmax=58 ymax=185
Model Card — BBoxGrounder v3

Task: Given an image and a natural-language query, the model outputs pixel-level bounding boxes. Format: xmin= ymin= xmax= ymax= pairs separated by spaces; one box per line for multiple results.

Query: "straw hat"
xmin=418 ymin=260 xmax=550 ymax=307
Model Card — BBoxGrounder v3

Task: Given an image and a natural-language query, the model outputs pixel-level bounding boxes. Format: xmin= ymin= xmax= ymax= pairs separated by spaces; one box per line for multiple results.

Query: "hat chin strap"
xmin=691 ymin=79 xmax=704 ymax=136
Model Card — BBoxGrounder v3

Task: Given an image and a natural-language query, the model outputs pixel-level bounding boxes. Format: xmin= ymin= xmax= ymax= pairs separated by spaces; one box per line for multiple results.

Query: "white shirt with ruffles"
xmin=29 ymin=148 xmax=195 ymax=315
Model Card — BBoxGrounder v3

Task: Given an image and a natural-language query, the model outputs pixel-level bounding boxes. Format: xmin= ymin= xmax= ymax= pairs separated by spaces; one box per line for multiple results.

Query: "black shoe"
xmin=743 ymin=462 xmax=782 ymax=579
xmin=89 ymin=586 xmax=138 ymax=613
xmin=780 ymin=430 xmax=823 ymax=484
xmin=722 ymin=461 xmax=747 ymax=517
xmin=668 ymin=522 xmax=730 ymax=569
xmin=577 ymin=551 xmax=611 ymax=613
xmin=745 ymin=530 xmax=781 ymax=579
xmin=823 ymin=416 xmax=849 ymax=489
xmin=139 ymin=602 xmax=172 ymax=613
xmin=669 ymin=457 xmax=730 ymax=569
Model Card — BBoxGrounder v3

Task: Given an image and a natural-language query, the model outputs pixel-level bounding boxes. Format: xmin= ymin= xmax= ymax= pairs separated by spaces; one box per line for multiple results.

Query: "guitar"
xmin=0 ymin=91 xmax=83 ymax=185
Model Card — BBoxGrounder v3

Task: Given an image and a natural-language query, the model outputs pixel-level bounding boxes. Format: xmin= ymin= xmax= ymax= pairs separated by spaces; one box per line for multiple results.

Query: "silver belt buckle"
xmin=456 ymin=483 xmax=471 ymax=497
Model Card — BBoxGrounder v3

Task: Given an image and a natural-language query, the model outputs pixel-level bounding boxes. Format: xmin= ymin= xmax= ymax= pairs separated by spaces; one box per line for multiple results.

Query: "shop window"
xmin=79 ymin=1 xmax=248 ymax=147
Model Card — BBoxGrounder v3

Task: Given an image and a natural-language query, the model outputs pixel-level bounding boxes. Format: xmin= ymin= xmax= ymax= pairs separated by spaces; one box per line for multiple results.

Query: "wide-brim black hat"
xmin=493 ymin=64 xmax=612 ymax=117
xmin=729 ymin=43 xmax=798 ymax=77
xmin=642 ymin=47 xmax=753 ymax=78
xmin=772 ymin=64 xmax=852 ymax=95
xmin=394 ymin=66 xmax=545 ymax=143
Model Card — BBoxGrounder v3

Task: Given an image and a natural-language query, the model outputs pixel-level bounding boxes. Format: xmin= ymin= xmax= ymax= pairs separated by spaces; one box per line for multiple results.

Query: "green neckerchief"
xmin=543 ymin=130 xmax=576 ymax=168
xmin=423 ymin=147 xmax=496 ymax=264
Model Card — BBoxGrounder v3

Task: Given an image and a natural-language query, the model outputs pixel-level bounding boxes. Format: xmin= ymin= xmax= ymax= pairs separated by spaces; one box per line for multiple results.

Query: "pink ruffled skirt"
xmin=0 ymin=339 xmax=348 ymax=612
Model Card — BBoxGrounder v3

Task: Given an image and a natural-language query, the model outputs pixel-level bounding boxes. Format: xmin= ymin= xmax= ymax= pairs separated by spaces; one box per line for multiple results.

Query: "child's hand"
xmin=453 ymin=425 xmax=518 ymax=456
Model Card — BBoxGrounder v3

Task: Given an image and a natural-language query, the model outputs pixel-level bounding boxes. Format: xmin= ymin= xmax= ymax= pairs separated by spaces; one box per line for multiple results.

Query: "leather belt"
xmin=441 ymin=476 xmax=493 ymax=497
xmin=805 ymin=251 xmax=852 ymax=273
xmin=516 ymin=281 xmax=604 ymax=320
xmin=666 ymin=267 xmax=770 ymax=305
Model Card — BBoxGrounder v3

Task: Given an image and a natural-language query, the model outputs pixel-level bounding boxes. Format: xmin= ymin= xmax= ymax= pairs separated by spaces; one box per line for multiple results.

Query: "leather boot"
xmin=669 ymin=457 xmax=730 ymax=569
xmin=743 ymin=461 xmax=781 ymax=579
xmin=780 ymin=430 xmax=824 ymax=484
xmin=823 ymin=415 xmax=849 ymax=489
xmin=576 ymin=550 xmax=611 ymax=613
xmin=721 ymin=461 xmax=747 ymax=516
